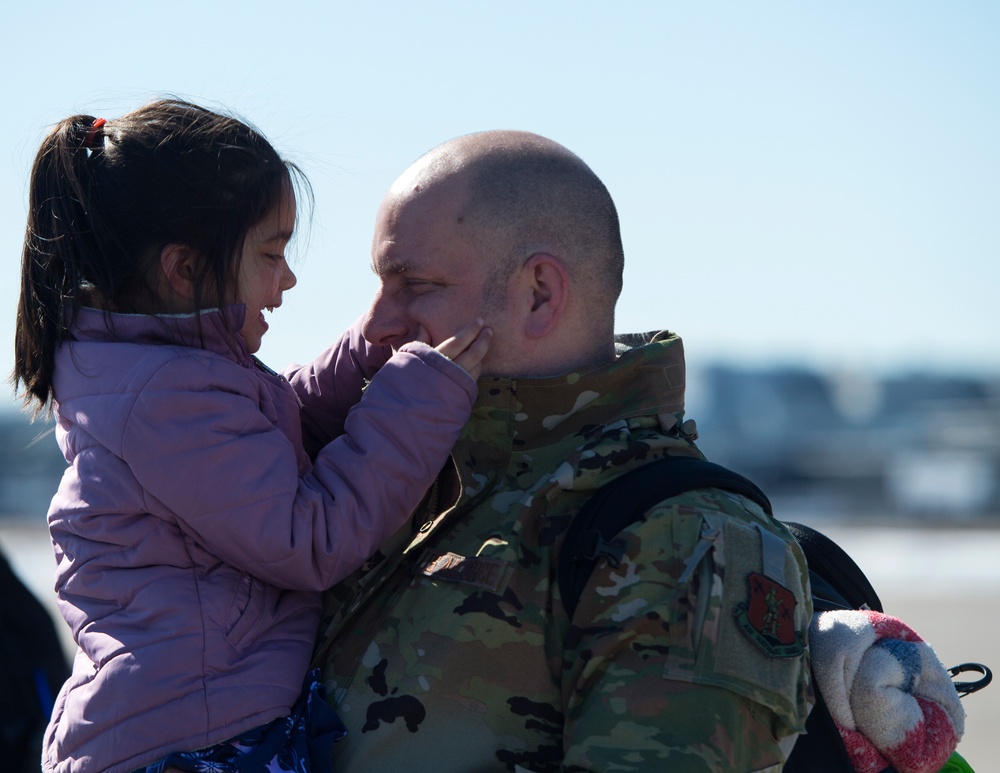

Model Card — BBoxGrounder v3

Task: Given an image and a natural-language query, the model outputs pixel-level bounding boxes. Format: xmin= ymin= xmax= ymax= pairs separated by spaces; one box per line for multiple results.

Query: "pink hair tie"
xmin=83 ymin=118 xmax=107 ymax=150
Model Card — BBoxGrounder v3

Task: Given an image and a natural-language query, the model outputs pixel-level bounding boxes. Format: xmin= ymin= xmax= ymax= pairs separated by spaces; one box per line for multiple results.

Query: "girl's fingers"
xmin=449 ymin=328 xmax=492 ymax=379
xmin=433 ymin=318 xmax=483 ymax=359
xmin=434 ymin=318 xmax=492 ymax=378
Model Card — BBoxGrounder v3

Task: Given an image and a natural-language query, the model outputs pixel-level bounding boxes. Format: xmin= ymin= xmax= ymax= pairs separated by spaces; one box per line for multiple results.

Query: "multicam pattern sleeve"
xmin=560 ymin=489 xmax=812 ymax=771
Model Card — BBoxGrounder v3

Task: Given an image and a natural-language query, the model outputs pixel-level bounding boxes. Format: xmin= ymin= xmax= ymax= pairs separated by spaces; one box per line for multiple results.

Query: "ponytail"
xmin=14 ymin=115 xmax=109 ymax=415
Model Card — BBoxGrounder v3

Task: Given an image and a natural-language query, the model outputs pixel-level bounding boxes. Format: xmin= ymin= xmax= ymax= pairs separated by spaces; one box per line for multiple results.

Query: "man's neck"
xmin=483 ymin=338 xmax=617 ymax=379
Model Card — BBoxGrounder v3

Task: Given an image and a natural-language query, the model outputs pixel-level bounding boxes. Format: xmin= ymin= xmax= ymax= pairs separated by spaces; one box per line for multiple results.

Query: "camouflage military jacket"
xmin=314 ymin=332 xmax=812 ymax=772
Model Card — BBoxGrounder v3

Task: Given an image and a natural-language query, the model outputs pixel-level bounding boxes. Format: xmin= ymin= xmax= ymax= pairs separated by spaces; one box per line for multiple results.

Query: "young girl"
xmin=12 ymin=99 xmax=490 ymax=773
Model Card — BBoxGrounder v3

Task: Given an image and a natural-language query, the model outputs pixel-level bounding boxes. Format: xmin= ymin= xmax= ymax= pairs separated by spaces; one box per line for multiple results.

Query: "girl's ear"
xmin=522 ymin=253 xmax=569 ymax=339
xmin=159 ymin=244 xmax=197 ymax=301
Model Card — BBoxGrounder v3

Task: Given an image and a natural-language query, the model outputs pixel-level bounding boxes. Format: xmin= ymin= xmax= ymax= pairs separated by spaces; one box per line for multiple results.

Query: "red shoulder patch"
xmin=734 ymin=571 xmax=805 ymax=658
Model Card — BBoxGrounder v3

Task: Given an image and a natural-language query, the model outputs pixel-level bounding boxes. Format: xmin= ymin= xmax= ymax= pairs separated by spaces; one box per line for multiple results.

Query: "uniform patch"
xmin=734 ymin=571 xmax=804 ymax=658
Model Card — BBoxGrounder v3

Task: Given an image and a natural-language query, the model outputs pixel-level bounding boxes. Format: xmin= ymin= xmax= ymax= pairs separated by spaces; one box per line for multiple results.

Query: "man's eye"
xmin=405 ymin=279 xmax=436 ymax=292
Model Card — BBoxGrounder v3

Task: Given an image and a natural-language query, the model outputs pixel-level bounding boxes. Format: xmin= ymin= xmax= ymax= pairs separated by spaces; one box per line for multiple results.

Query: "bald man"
xmin=311 ymin=132 xmax=812 ymax=772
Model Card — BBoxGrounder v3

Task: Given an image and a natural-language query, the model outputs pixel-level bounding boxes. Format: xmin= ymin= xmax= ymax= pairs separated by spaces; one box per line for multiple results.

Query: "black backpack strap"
xmin=558 ymin=455 xmax=772 ymax=618
xmin=782 ymin=522 xmax=883 ymax=614
xmin=780 ymin=523 xmax=884 ymax=772
xmin=781 ymin=677 xmax=857 ymax=773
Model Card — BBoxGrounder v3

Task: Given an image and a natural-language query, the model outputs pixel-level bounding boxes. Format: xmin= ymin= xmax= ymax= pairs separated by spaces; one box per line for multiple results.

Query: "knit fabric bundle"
xmin=809 ymin=610 xmax=966 ymax=773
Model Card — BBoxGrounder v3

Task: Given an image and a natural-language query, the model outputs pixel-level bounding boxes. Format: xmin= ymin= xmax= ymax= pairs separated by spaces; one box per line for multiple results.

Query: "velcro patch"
xmin=734 ymin=572 xmax=805 ymax=658
xmin=415 ymin=550 xmax=513 ymax=594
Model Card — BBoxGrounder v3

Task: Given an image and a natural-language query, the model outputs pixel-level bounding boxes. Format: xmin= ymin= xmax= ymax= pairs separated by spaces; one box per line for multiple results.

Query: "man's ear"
xmin=522 ymin=253 xmax=569 ymax=339
xmin=159 ymin=244 xmax=198 ymax=301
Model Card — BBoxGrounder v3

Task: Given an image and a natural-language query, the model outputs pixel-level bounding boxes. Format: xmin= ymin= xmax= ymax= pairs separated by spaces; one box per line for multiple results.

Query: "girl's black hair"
xmin=12 ymin=98 xmax=308 ymax=414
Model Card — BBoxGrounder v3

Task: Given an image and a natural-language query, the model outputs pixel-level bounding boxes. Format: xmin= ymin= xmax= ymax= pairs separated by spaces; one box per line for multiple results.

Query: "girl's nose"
xmin=281 ymin=262 xmax=297 ymax=291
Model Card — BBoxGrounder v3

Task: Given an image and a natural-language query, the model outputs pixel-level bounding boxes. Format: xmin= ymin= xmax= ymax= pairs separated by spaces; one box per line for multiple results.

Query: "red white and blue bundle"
xmin=810 ymin=610 xmax=965 ymax=773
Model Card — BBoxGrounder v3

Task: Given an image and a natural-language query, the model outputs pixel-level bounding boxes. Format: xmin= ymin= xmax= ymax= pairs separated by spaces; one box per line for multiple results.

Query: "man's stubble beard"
xmin=477 ymin=267 xmax=517 ymax=379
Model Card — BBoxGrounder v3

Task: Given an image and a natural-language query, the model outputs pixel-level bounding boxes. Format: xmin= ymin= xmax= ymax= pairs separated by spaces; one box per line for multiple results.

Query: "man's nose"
xmin=362 ymin=288 xmax=408 ymax=347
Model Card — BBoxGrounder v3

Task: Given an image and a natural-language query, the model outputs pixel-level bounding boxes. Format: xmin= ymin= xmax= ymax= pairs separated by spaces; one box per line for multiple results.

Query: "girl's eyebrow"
xmin=262 ymin=230 xmax=294 ymax=243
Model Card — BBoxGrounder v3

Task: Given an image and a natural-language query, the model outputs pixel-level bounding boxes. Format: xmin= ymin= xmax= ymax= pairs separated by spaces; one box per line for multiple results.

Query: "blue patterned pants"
xmin=135 ymin=670 xmax=345 ymax=773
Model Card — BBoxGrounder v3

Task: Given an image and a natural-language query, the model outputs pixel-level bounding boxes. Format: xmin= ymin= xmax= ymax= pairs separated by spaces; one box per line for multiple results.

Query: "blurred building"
xmin=687 ymin=366 xmax=1000 ymax=521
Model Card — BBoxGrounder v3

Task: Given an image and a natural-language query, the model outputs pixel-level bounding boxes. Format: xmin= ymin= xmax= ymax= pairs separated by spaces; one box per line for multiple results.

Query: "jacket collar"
xmin=470 ymin=330 xmax=687 ymax=452
xmin=70 ymin=305 xmax=252 ymax=363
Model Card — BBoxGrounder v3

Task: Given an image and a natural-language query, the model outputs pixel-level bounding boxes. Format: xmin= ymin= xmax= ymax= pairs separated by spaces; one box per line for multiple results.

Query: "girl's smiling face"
xmin=234 ymin=188 xmax=298 ymax=353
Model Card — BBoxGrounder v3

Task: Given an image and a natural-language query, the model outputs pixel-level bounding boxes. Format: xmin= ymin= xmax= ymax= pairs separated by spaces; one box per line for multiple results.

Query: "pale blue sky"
xmin=3 ymin=0 xmax=998 ymax=407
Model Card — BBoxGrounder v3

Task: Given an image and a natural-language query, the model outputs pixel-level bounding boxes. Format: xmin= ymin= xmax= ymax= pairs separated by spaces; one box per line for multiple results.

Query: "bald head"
xmin=364 ymin=131 xmax=623 ymax=376
xmin=391 ymin=131 xmax=624 ymax=321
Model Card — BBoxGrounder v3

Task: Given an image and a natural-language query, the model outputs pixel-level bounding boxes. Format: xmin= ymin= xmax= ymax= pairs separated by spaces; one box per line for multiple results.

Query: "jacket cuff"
xmin=394 ymin=341 xmax=478 ymax=403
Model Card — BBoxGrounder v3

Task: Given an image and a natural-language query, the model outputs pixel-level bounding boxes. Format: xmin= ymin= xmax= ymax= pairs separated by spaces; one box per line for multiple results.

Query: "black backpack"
xmin=0 ymin=548 xmax=70 ymax=773
xmin=557 ymin=455 xmax=990 ymax=772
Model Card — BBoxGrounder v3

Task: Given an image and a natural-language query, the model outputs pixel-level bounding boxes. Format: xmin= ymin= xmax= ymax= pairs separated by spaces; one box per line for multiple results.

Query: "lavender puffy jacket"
xmin=42 ymin=307 xmax=475 ymax=773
